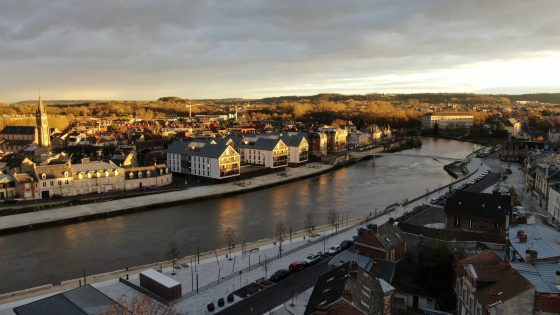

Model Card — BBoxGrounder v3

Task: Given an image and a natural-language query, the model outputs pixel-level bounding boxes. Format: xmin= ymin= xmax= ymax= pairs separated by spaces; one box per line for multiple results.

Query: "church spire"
xmin=37 ymin=95 xmax=46 ymax=115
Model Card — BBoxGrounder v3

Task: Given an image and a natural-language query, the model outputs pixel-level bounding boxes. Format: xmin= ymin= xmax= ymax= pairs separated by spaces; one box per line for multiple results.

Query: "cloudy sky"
xmin=1 ymin=0 xmax=559 ymax=101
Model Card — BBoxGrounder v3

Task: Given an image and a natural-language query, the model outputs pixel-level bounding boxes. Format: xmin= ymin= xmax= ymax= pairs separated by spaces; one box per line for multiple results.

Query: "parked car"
xmin=289 ymin=261 xmax=307 ymax=273
xmin=357 ymin=227 xmax=368 ymax=235
xmin=327 ymin=246 xmax=342 ymax=256
xmin=340 ymin=240 xmax=354 ymax=250
xmin=430 ymin=198 xmax=438 ymax=204
xmin=303 ymin=254 xmax=321 ymax=265
xmin=366 ymin=223 xmax=377 ymax=230
xmin=269 ymin=269 xmax=290 ymax=283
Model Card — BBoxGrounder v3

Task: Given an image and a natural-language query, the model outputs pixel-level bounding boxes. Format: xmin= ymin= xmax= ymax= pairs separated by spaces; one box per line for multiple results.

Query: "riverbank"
xmin=0 ymin=163 xmax=338 ymax=234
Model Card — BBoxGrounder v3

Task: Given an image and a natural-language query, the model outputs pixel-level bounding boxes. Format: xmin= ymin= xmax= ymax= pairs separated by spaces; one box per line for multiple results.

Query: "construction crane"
xmin=185 ymin=102 xmax=204 ymax=118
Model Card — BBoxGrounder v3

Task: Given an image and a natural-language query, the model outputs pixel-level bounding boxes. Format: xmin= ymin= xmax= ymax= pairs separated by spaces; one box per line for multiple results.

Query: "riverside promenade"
xmin=0 ymin=164 xmax=333 ymax=233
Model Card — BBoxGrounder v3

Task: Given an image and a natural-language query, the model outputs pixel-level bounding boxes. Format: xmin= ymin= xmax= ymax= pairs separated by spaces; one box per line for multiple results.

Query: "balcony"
xmin=220 ymin=169 xmax=240 ymax=177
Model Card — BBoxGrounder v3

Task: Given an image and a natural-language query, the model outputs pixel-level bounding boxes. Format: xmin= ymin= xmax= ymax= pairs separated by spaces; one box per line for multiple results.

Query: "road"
xmin=216 ymin=260 xmax=330 ymax=315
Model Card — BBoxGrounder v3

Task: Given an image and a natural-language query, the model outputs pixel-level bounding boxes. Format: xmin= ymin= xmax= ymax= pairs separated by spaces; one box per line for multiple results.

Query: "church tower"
xmin=36 ymin=96 xmax=50 ymax=147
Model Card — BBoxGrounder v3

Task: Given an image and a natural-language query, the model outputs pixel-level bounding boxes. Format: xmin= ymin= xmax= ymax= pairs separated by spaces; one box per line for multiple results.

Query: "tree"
xmin=275 ymin=221 xmax=286 ymax=257
xmin=327 ymin=210 xmax=338 ymax=234
xmin=166 ymin=240 xmax=180 ymax=276
xmin=304 ymin=213 xmax=314 ymax=240
xmin=261 ymin=254 xmax=271 ymax=278
xmin=224 ymin=227 xmax=235 ymax=258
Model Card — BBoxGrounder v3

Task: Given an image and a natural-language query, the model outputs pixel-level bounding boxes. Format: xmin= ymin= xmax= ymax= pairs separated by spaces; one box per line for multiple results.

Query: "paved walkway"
xmin=0 ymin=164 xmax=333 ymax=232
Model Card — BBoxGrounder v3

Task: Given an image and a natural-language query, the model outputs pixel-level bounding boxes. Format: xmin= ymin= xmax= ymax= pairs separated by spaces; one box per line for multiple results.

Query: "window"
xmin=455 ymin=217 xmax=460 ymax=227
xmin=65 ymin=180 xmax=69 ymax=184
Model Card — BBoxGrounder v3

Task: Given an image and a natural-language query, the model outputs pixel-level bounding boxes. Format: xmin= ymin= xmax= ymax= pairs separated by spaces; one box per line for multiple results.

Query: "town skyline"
xmin=1 ymin=1 xmax=560 ymax=101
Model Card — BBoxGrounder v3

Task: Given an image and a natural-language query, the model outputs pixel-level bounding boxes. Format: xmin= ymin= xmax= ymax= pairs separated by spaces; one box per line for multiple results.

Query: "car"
xmin=269 ymin=269 xmax=290 ymax=283
xmin=327 ymin=246 xmax=342 ymax=255
xmin=430 ymin=198 xmax=438 ymax=204
xmin=357 ymin=227 xmax=368 ymax=235
xmin=304 ymin=254 xmax=321 ymax=265
xmin=366 ymin=223 xmax=377 ymax=230
xmin=288 ymin=261 xmax=307 ymax=273
xmin=340 ymin=240 xmax=354 ymax=250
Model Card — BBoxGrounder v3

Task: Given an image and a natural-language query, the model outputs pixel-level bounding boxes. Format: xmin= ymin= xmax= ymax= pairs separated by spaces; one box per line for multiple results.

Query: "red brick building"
xmin=354 ymin=223 xmax=406 ymax=261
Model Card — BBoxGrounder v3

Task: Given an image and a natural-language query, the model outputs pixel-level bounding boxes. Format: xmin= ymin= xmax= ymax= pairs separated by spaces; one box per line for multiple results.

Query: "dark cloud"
xmin=1 ymin=0 xmax=559 ymax=100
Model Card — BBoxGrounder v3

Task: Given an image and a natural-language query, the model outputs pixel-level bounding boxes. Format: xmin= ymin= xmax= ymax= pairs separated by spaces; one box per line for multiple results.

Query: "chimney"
xmin=516 ymin=230 xmax=525 ymax=239
xmin=525 ymin=249 xmax=538 ymax=264
xmin=519 ymin=233 xmax=528 ymax=243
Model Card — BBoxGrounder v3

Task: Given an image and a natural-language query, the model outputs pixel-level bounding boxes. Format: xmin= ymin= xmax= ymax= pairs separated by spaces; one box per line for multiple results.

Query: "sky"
xmin=1 ymin=0 xmax=559 ymax=102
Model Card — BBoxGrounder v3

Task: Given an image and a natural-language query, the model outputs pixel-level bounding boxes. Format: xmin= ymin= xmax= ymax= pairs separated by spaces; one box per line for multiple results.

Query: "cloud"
xmin=1 ymin=0 xmax=559 ymax=101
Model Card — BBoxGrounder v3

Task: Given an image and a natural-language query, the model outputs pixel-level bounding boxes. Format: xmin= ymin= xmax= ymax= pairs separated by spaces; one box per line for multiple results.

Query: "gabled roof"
xmin=329 ymin=250 xmax=396 ymax=283
xmin=167 ymin=139 xmax=237 ymax=159
xmin=34 ymin=164 xmax=72 ymax=179
xmin=511 ymin=262 xmax=560 ymax=294
xmin=0 ymin=126 xmax=36 ymax=135
xmin=71 ymin=160 xmax=119 ymax=174
xmin=304 ymin=262 xmax=350 ymax=315
xmin=444 ymin=191 xmax=511 ymax=221
xmin=355 ymin=223 xmax=406 ymax=252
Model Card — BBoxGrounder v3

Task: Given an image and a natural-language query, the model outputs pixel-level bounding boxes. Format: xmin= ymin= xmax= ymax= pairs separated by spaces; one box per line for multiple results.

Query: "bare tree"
xmin=327 ymin=210 xmax=338 ymax=234
xmin=224 ymin=227 xmax=235 ymax=258
xmin=167 ymin=240 xmax=180 ymax=275
xmin=304 ymin=213 xmax=314 ymax=241
xmin=261 ymin=254 xmax=271 ymax=278
xmin=275 ymin=221 xmax=286 ymax=257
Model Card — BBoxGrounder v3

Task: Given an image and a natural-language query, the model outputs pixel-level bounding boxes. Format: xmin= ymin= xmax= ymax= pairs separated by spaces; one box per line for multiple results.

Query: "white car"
xmin=327 ymin=246 xmax=341 ymax=255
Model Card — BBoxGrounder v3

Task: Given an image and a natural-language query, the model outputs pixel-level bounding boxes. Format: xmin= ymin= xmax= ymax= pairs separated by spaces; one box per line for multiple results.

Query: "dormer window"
xmin=138 ymin=172 xmax=142 ymax=178
xmin=129 ymin=172 xmax=134 ymax=179
xmin=64 ymin=171 xmax=69 ymax=177
xmin=41 ymin=173 xmax=46 ymax=180
xmin=96 ymin=171 xmax=100 ymax=178
xmin=105 ymin=171 xmax=109 ymax=177
xmin=114 ymin=170 xmax=119 ymax=176
xmin=160 ymin=169 xmax=164 ymax=175
xmin=87 ymin=173 xmax=92 ymax=179
xmin=146 ymin=171 xmax=151 ymax=177
xmin=78 ymin=174 xmax=83 ymax=179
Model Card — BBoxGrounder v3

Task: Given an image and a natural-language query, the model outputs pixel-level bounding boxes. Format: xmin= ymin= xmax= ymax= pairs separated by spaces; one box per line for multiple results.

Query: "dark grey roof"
xmin=329 ymin=250 xmax=396 ymax=283
xmin=280 ymin=133 xmax=306 ymax=147
xmin=377 ymin=223 xmax=406 ymax=250
xmin=0 ymin=126 xmax=36 ymax=135
xmin=240 ymin=137 xmax=283 ymax=151
xmin=304 ymin=262 xmax=349 ymax=315
xmin=167 ymin=139 xmax=234 ymax=158
xmin=444 ymin=191 xmax=511 ymax=221
xmin=13 ymin=285 xmax=127 ymax=315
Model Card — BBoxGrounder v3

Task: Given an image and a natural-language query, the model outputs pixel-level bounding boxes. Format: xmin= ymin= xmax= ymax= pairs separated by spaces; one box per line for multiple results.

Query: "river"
xmin=0 ymin=138 xmax=475 ymax=294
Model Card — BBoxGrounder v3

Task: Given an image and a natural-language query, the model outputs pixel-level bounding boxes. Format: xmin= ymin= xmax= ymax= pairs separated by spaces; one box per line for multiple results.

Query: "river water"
xmin=0 ymin=138 xmax=475 ymax=294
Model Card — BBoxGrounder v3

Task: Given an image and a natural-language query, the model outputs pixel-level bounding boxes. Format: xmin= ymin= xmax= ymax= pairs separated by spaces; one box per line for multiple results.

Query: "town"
xmin=0 ymin=92 xmax=559 ymax=315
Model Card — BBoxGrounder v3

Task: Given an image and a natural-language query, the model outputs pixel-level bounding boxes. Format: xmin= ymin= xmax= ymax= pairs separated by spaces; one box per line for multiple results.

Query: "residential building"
xmin=13 ymin=173 xmax=39 ymax=200
xmin=167 ymin=138 xmax=241 ymax=180
xmin=237 ymin=136 xmax=288 ymax=168
xmin=548 ymin=128 xmax=560 ymax=142
xmin=279 ymin=133 xmax=309 ymax=166
xmin=305 ymin=261 xmax=395 ymax=315
xmin=124 ymin=164 xmax=172 ymax=190
xmin=510 ymin=262 xmax=560 ymax=314
xmin=454 ymin=251 xmax=534 ymax=315
xmin=508 ymin=224 xmax=560 ymax=263
xmin=70 ymin=159 xmax=124 ymax=195
xmin=318 ymin=126 xmax=348 ymax=152
xmin=354 ymin=223 xmax=406 ymax=261
xmin=444 ymin=191 xmax=511 ymax=235
xmin=421 ymin=113 xmax=474 ymax=130
xmin=347 ymin=131 xmax=371 ymax=149
xmin=0 ymin=126 xmax=36 ymax=152
xmin=0 ymin=174 xmax=16 ymax=200
xmin=504 ymin=118 xmax=522 ymax=138
xmin=33 ymin=163 xmax=74 ymax=198
xmin=307 ymin=132 xmax=328 ymax=158
xmin=547 ymin=183 xmax=560 ymax=223
xmin=533 ymin=164 xmax=560 ymax=207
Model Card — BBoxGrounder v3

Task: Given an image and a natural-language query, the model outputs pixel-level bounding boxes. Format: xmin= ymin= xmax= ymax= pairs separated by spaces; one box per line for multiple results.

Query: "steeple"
xmin=36 ymin=95 xmax=50 ymax=148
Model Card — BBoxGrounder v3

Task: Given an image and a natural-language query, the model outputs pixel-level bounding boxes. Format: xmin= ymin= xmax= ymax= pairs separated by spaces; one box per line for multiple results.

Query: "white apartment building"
xmin=167 ymin=138 xmax=241 ymax=180
xmin=547 ymin=183 xmax=560 ymax=223
xmin=237 ymin=136 xmax=288 ymax=168
xmin=421 ymin=113 xmax=474 ymax=130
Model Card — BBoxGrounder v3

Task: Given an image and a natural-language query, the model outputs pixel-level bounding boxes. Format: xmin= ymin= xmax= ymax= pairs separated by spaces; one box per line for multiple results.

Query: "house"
xmin=33 ymin=163 xmax=74 ymax=198
xmin=508 ymin=224 xmax=560 ymax=263
xmin=454 ymin=251 xmax=534 ymax=315
xmin=305 ymin=261 xmax=395 ymax=315
xmin=347 ymin=131 xmax=371 ymax=149
xmin=0 ymin=174 xmax=17 ymax=200
xmin=354 ymin=223 xmax=407 ymax=261
xmin=510 ymin=262 xmax=560 ymax=314
xmin=70 ymin=159 xmax=124 ymax=195
xmin=124 ymin=164 xmax=172 ymax=190
xmin=13 ymin=173 xmax=39 ymax=200
xmin=237 ymin=136 xmax=288 ymax=168
xmin=546 ymin=183 xmax=560 ymax=223
xmin=317 ymin=126 xmax=348 ymax=152
xmin=0 ymin=126 xmax=36 ymax=152
xmin=307 ymin=132 xmax=328 ymax=158
xmin=504 ymin=118 xmax=522 ymax=138
xmin=444 ymin=191 xmax=511 ymax=235
xmin=279 ymin=133 xmax=309 ymax=166
xmin=167 ymin=138 xmax=241 ymax=180
xmin=533 ymin=164 xmax=560 ymax=207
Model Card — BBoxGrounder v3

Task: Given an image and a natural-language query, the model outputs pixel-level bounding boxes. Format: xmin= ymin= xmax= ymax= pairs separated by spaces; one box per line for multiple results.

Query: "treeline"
xmin=0 ymin=116 xmax=71 ymax=131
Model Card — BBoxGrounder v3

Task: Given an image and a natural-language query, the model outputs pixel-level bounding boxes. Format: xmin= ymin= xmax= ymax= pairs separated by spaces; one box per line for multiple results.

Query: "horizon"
xmin=2 ymin=1 xmax=560 ymax=101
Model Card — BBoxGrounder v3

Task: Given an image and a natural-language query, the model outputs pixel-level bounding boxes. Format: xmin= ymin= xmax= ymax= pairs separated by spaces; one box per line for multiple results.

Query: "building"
xmin=444 ymin=191 xmax=511 ymax=235
xmin=504 ymin=118 xmax=522 ymax=138
xmin=354 ymin=223 xmax=407 ymax=261
xmin=547 ymin=183 xmax=560 ymax=223
xmin=124 ymin=164 xmax=172 ymax=190
xmin=510 ymin=262 xmax=560 ymax=314
xmin=508 ymin=224 xmax=560 ymax=263
xmin=0 ymin=174 xmax=16 ymax=200
xmin=279 ymin=133 xmax=309 ymax=166
xmin=167 ymin=138 xmax=241 ymax=180
xmin=421 ymin=113 xmax=474 ymax=130
xmin=13 ymin=173 xmax=39 ymax=200
xmin=237 ymin=136 xmax=288 ymax=168
xmin=0 ymin=126 xmax=36 ymax=152
xmin=533 ymin=164 xmax=560 ymax=207
xmin=548 ymin=128 xmax=560 ymax=142
xmin=305 ymin=261 xmax=395 ymax=315
xmin=70 ymin=159 xmax=124 ymax=195
xmin=347 ymin=131 xmax=371 ymax=149
xmin=307 ymin=132 xmax=328 ymax=158
xmin=33 ymin=163 xmax=74 ymax=199
xmin=36 ymin=96 xmax=50 ymax=148
xmin=318 ymin=126 xmax=348 ymax=152
xmin=454 ymin=251 xmax=535 ymax=315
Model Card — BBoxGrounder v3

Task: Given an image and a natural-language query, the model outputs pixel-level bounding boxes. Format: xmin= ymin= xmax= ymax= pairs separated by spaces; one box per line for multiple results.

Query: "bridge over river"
xmin=349 ymin=150 xmax=464 ymax=162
